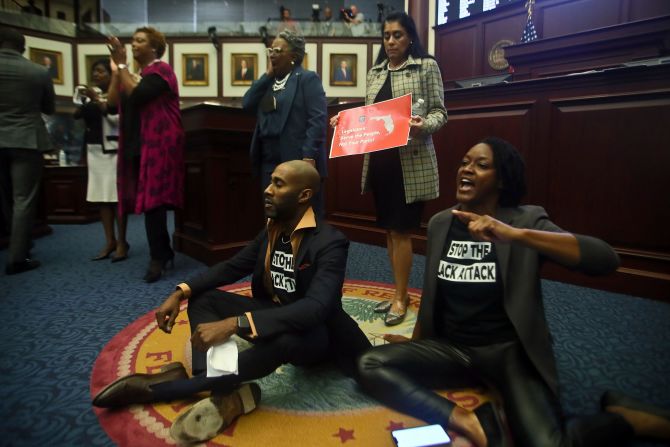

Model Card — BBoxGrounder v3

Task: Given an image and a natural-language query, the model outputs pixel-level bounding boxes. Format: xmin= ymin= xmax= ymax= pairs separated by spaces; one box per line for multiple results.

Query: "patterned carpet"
xmin=91 ymin=281 xmax=483 ymax=447
xmin=1 ymin=213 xmax=669 ymax=446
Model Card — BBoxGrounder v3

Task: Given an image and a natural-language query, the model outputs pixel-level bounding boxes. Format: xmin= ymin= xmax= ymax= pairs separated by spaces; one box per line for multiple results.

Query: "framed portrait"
xmin=84 ymin=55 xmax=108 ymax=85
xmin=231 ymin=53 xmax=257 ymax=86
xmin=30 ymin=48 xmax=64 ymax=85
xmin=182 ymin=53 xmax=209 ymax=86
xmin=330 ymin=53 xmax=356 ymax=87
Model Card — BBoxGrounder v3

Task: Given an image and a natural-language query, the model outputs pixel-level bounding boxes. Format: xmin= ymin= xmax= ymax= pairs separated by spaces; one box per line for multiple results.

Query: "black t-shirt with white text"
xmin=270 ymin=233 xmax=298 ymax=304
xmin=436 ymin=218 xmax=516 ymax=345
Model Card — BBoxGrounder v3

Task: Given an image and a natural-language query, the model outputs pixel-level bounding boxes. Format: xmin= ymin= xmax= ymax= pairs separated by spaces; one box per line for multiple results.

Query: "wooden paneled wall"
xmin=325 ymin=63 xmax=670 ymax=300
xmin=433 ymin=0 xmax=670 ymax=84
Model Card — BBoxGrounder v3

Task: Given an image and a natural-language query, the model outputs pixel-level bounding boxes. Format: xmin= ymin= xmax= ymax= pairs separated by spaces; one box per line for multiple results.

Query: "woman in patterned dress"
xmin=331 ymin=11 xmax=447 ymax=325
xmin=107 ymin=27 xmax=184 ymax=283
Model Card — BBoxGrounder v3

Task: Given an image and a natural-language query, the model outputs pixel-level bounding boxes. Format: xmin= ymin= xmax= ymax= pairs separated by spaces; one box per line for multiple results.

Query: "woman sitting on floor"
xmin=357 ymin=137 xmax=670 ymax=447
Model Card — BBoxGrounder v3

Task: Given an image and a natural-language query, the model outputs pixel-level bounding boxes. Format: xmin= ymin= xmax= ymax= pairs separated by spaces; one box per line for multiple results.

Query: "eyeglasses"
xmin=266 ymin=47 xmax=284 ymax=56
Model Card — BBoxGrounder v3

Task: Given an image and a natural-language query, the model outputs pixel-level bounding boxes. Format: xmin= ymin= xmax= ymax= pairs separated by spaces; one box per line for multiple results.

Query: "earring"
xmin=291 ymin=61 xmax=295 ymax=65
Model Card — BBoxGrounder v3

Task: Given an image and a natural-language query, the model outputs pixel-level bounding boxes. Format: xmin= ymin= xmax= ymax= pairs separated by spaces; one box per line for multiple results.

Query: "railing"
xmin=0 ymin=8 xmax=383 ymax=39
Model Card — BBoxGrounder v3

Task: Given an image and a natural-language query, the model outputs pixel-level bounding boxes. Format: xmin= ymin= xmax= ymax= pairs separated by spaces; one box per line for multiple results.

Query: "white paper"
xmin=206 ymin=339 xmax=239 ymax=377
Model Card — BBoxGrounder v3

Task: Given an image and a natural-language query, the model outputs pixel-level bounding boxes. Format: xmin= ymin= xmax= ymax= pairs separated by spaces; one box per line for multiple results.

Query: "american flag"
xmin=520 ymin=14 xmax=538 ymax=43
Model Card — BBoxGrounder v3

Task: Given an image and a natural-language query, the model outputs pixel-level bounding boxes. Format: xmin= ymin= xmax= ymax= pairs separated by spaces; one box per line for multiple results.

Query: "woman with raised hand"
xmin=331 ymin=11 xmax=447 ymax=326
xmin=74 ymin=59 xmax=129 ymax=262
xmin=357 ymin=137 xmax=670 ymax=447
xmin=243 ymin=29 xmax=327 ymax=214
xmin=106 ymin=27 xmax=184 ymax=283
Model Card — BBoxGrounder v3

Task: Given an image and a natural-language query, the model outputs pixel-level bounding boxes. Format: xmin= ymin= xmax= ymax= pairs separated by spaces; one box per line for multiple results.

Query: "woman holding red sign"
xmin=331 ymin=11 xmax=447 ymax=325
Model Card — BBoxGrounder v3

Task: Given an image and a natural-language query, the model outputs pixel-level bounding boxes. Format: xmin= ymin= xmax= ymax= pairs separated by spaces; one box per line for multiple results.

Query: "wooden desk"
xmin=174 ymin=102 xmax=264 ymax=265
xmin=42 ymin=164 xmax=98 ymax=224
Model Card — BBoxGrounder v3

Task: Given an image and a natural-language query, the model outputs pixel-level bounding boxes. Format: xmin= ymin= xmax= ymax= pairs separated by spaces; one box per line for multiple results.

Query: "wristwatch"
xmin=117 ymin=63 xmax=128 ymax=70
xmin=237 ymin=314 xmax=252 ymax=335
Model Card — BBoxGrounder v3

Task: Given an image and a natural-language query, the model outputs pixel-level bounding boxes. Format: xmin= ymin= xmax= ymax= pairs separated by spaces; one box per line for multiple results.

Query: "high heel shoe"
xmin=373 ymin=300 xmax=392 ymax=313
xmin=384 ymin=295 xmax=410 ymax=326
xmin=143 ymin=255 xmax=174 ymax=283
xmin=92 ymin=242 xmax=117 ymax=261
xmin=111 ymin=242 xmax=130 ymax=263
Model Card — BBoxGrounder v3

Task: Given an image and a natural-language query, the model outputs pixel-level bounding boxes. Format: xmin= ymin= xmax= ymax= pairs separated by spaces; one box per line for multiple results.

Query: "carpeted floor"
xmin=1 ymin=213 xmax=669 ymax=446
xmin=90 ymin=280 xmax=483 ymax=447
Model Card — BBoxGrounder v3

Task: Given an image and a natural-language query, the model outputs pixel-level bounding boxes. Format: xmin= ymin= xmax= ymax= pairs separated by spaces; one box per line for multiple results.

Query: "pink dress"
xmin=117 ymin=60 xmax=184 ymax=215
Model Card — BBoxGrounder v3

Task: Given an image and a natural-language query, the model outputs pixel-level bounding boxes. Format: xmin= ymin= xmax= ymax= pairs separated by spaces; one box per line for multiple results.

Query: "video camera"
xmin=340 ymin=7 xmax=354 ymax=20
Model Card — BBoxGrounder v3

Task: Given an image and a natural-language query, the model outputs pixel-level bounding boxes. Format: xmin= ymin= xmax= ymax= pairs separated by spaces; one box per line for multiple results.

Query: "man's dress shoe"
xmin=92 ymin=362 xmax=188 ymax=408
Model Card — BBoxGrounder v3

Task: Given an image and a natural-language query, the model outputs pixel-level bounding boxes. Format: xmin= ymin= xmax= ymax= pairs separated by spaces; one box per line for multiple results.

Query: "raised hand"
xmin=107 ymin=35 xmax=127 ymax=65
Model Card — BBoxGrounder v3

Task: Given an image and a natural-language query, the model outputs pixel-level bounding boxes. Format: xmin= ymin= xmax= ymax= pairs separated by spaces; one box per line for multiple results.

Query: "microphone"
xmin=259 ymin=25 xmax=268 ymax=43
xmin=207 ymin=26 xmax=220 ymax=50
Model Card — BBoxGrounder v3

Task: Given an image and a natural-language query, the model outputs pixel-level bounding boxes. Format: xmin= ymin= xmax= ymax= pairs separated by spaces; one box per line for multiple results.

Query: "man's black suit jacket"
xmin=185 ymin=213 xmax=370 ymax=374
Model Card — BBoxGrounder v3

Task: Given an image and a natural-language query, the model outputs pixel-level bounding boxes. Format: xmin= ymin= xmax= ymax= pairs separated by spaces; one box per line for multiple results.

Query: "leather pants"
xmin=357 ymin=338 xmax=633 ymax=447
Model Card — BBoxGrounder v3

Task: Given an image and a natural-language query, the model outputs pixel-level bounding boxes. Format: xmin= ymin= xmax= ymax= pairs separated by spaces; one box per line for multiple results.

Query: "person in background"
xmin=106 ymin=27 xmax=184 ymax=283
xmin=357 ymin=137 xmax=670 ymax=447
xmin=0 ymin=26 xmax=55 ymax=275
xmin=321 ymin=6 xmax=336 ymax=36
xmin=343 ymin=4 xmax=365 ymax=36
xmin=330 ymin=11 xmax=447 ymax=326
xmin=243 ymin=30 xmax=327 ymax=215
xmin=92 ymin=161 xmax=371 ymax=444
xmin=277 ymin=6 xmax=300 ymax=34
xmin=323 ymin=6 xmax=333 ymax=22
xmin=74 ymin=59 xmax=129 ymax=262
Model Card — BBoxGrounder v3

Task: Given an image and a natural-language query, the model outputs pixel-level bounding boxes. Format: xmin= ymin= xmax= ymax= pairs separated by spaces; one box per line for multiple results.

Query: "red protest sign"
xmin=329 ymin=94 xmax=411 ymax=158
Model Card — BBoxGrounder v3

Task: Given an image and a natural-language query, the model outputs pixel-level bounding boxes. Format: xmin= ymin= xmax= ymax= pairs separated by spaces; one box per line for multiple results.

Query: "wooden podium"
xmin=174 ymin=102 xmax=265 ymax=266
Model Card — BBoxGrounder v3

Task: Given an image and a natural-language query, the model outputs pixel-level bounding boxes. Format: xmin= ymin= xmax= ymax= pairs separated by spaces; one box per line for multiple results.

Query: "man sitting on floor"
xmin=93 ymin=160 xmax=371 ymax=443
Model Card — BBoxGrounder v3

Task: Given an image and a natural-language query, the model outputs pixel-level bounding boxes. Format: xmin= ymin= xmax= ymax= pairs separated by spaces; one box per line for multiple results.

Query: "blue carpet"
xmin=1 ymin=213 xmax=669 ymax=446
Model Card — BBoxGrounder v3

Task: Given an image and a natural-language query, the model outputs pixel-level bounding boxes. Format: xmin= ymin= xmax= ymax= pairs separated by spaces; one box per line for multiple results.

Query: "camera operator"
xmin=342 ymin=4 xmax=365 ymax=36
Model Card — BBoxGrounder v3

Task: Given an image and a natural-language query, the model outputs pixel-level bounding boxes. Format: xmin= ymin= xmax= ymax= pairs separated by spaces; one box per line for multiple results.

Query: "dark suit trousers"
xmin=0 ymin=148 xmax=43 ymax=264
xmin=357 ymin=338 xmax=633 ymax=447
xmin=144 ymin=205 xmax=173 ymax=261
xmin=151 ymin=290 xmax=329 ymax=400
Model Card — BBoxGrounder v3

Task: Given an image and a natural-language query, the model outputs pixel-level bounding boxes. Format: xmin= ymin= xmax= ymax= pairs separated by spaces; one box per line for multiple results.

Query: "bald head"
xmin=264 ymin=161 xmax=321 ymax=222
xmin=279 ymin=160 xmax=321 ymax=196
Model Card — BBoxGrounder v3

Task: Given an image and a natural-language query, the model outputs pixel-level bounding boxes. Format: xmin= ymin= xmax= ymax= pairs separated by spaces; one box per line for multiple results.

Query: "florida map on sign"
xmin=329 ymin=94 xmax=412 ymax=158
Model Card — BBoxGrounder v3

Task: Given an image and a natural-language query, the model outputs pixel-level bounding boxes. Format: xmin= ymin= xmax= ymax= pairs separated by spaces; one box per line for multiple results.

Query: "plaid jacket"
xmin=361 ymin=55 xmax=447 ymax=203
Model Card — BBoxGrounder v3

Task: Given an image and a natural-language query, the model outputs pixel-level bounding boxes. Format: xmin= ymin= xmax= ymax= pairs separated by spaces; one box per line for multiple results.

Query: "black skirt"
xmin=368 ymin=147 xmax=424 ymax=231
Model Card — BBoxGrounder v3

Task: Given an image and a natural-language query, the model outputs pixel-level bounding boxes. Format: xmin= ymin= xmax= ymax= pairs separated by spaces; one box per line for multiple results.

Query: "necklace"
xmin=273 ymin=72 xmax=291 ymax=91
xmin=280 ymin=233 xmax=291 ymax=244
xmin=387 ymin=59 xmax=409 ymax=72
